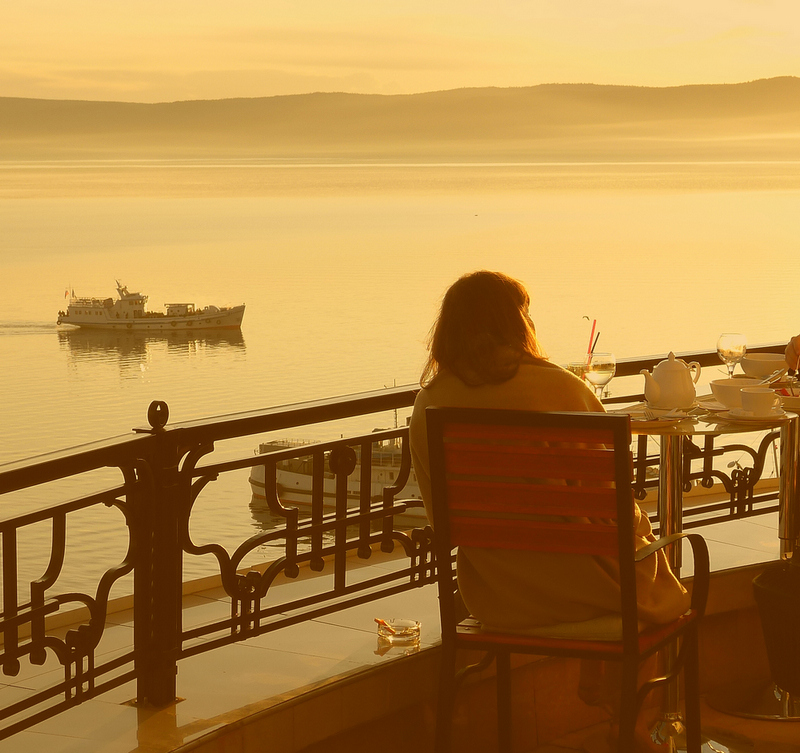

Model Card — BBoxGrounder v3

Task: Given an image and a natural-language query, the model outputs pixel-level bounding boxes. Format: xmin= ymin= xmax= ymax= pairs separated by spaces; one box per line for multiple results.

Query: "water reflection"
xmin=57 ymin=327 xmax=246 ymax=368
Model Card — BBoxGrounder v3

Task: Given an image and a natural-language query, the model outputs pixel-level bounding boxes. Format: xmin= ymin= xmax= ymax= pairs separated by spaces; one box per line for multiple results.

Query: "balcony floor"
xmin=0 ymin=513 xmax=795 ymax=753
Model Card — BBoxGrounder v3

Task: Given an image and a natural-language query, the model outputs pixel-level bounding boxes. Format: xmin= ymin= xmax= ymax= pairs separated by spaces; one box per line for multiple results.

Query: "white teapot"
xmin=640 ymin=352 xmax=701 ymax=409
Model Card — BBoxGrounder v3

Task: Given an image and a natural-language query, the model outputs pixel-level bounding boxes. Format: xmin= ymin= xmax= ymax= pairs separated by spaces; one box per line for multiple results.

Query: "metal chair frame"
xmin=426 ymin=407 xmax=710 ymax=753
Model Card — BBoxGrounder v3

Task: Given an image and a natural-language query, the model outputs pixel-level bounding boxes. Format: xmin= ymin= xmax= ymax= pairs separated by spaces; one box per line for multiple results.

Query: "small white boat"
xmin=57 ymin=281 xmax=245 ymax=331
xmin=249 ymin=438 xmax=426 ymax=523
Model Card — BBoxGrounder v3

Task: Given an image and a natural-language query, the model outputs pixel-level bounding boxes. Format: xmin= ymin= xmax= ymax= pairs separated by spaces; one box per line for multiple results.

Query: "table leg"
xmin=651 ymin=435 xmax=687 ymax=751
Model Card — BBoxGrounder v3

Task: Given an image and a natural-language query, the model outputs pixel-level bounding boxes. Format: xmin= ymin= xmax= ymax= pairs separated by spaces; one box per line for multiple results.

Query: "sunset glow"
xmin=3 ymin=0 xmax=800 ymax=102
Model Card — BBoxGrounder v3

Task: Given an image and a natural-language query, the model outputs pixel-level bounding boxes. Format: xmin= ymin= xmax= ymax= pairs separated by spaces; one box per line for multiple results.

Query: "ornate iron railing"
xmin=0 ymin=385 xmax=433 ymax=739
xmin=0 ymin=345 xmax=790 ymax=739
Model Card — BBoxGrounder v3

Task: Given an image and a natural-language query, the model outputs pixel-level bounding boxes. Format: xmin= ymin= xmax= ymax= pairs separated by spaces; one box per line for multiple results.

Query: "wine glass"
xmin=584 ymin=352 xmax=616 ymax=399
xmin=717 ymin=333 xmax=747 ymax=378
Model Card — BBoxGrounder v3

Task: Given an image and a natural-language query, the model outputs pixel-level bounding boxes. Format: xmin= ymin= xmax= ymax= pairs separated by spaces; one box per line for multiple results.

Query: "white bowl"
xmin=741 ymin=353 xmax=787 ymax=379
xmin=710 ymin=378 xmax=762 ymax=409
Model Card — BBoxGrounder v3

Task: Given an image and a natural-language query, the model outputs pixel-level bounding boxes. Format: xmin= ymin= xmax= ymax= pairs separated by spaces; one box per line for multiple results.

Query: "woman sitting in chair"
xmin=408 ymin=270 xmax=690 ymax=748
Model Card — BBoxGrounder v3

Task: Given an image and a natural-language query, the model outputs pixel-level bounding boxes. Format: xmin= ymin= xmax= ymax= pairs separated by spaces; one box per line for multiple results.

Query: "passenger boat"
xmin=56 ymin=281 xmax=245 ymax=331
xmin=249 ymin=438 xmax=426 ymax=523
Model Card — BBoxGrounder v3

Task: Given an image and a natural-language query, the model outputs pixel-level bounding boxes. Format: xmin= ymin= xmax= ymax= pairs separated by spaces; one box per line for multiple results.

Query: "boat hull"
xmin=57 ymin=304 xmax=245 ymax=331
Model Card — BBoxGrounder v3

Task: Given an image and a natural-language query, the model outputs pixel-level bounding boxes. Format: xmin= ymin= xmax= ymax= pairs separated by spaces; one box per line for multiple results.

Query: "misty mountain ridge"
xmin=2 ymin=77 xmax=799 ymax=161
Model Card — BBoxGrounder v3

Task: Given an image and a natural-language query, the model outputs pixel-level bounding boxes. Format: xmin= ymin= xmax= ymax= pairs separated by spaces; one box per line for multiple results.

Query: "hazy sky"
xmin=3 ymin=0 xmax=799 ymax=103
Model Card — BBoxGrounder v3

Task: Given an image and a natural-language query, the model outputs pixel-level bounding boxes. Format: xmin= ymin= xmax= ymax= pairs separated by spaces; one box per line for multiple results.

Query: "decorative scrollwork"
xmin=631 ymin=429 xmax=782 ymax=526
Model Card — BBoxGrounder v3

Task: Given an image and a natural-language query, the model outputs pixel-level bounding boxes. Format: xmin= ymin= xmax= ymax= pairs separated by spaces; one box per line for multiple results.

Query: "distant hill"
xmin=2 ymin=77 xmax=800 ymax=161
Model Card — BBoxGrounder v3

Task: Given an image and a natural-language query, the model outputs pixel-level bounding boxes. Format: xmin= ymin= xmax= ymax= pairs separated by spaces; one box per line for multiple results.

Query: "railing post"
xmin=779 ymin=415 xmax=799 ymax=558
xmin=135 ymin=401 xmax=181 ymax=707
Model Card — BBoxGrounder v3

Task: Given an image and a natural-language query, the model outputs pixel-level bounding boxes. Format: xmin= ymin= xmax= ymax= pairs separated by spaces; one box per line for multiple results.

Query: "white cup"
xmin=740 ymin=387 xmax=781 ymax=416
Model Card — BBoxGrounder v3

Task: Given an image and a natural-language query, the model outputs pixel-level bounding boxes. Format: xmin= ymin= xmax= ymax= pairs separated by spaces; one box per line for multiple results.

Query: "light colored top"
xmin=409 ymin=359 xmax=690 ymax=633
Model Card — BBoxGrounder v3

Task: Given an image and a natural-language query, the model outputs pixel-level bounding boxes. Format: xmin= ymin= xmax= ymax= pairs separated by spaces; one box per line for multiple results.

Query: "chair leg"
xmin=436 ymin=641 xmax=458 ymax=753
xmin=682 ymin=629 xmax=702 ymax=753
xmin=617 ymin=658 xmax=639 ymax=753
xmin=496 ymin=650 xmax=512 ymax=753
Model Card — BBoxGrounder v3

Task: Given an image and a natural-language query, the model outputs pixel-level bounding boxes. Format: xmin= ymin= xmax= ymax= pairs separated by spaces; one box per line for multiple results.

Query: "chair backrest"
xmin=425 ymin=407 xmax=638 ymax=630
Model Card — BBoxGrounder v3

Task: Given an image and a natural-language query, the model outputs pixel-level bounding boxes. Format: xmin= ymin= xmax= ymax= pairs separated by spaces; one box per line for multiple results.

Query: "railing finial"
xmin=147 ymin=401 xmax=169 ymax=431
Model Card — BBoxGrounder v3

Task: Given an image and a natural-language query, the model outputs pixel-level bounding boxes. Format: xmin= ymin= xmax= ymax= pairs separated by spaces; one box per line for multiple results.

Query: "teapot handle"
xmin=688 ymin=361 xmax=702 ymax=384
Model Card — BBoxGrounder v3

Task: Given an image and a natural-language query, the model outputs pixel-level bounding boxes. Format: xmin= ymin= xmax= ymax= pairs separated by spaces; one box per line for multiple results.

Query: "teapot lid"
xmin=654 ymin=352 xmax=688 ymax=371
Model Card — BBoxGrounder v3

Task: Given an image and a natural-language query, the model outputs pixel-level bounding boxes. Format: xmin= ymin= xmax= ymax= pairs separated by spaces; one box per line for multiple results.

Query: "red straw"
xmin=586 ymin=319 xmax=596 ymax=355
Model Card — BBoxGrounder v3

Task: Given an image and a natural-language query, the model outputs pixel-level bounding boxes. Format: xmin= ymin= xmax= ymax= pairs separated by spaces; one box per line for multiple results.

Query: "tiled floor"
xmin=689 ymin=512 xmax=783 ymax=574
xmin=0 ymin=517 xmax=793 ymax=753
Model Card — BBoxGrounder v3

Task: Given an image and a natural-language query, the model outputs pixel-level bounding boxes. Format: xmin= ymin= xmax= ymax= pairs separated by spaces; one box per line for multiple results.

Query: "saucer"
xmin=721 ymin=408 xmax=786 ymax=422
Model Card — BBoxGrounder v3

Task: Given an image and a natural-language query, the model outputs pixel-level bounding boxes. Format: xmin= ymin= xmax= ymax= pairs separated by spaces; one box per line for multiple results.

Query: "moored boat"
xmin=249 ymin=438 xmax=426 ymax=523
xmin=56 ymin=281 xmax=245 ymax=331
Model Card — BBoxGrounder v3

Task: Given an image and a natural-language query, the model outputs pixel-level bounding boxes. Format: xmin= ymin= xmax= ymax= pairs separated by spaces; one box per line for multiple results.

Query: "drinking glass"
xmin=584 ymin=352 xmax=616 ymax=399
xmin=717 ymin=333 xmax=747 ymax=378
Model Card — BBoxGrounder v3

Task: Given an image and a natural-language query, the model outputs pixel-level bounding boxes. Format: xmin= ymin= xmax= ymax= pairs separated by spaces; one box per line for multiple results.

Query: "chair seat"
xmin=456 ymin=610 xmax=699 ymax=655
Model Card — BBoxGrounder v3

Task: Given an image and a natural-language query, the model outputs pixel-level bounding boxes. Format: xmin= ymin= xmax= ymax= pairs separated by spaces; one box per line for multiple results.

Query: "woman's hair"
xmin=420 ymin=270 xmax=546 ymax=387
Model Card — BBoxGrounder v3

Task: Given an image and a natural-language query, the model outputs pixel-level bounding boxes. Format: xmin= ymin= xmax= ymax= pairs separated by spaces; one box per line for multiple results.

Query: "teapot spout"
xmin=640 ymin=369 xmax=659 ymax=405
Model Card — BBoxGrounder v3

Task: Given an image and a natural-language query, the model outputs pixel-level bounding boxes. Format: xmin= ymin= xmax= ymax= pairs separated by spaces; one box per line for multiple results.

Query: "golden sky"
xmin=3 ymin=0 xmax=800 ymax=102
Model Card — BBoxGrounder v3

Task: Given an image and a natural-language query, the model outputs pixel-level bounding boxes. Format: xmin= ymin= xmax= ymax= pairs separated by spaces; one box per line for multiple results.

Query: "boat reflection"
xmin=57 ymin=327 xmax=246 ymax=366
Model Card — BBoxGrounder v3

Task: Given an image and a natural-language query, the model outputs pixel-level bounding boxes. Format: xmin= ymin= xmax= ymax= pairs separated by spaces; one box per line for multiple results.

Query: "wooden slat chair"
xmin=425 ymin=407 xmax=709 ymax=753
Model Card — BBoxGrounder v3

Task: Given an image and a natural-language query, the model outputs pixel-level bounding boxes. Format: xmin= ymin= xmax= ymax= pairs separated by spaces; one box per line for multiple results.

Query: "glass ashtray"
xmin=375 ymin=618 xmax=421 ymax=644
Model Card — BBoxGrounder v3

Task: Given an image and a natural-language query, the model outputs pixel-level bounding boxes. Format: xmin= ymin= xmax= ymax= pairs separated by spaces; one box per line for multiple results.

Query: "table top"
xmin=611 ymin=401 xmax=797 ymax=437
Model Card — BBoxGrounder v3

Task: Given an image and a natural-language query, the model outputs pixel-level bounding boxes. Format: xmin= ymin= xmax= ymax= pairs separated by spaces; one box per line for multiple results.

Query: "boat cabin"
xmin=165 ymin=303 xmax=197 ymax=317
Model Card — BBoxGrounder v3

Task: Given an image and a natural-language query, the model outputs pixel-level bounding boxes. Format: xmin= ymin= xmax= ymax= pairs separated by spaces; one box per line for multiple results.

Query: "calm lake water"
xmin=1 ymin=160 xmax=797 ymax=591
